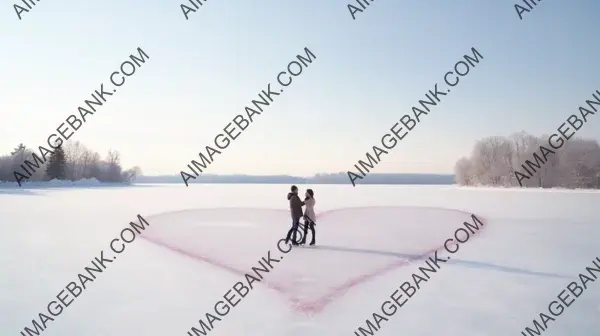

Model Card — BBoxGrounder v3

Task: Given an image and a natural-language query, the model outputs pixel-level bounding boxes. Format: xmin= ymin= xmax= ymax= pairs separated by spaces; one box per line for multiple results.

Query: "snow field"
xmin=0 ymin=184 xmax=599 ymax=335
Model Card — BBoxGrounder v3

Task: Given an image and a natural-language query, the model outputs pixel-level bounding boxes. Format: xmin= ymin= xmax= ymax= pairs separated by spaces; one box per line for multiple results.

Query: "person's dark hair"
xmin=291 ymin=185 xmax=298 ymax=192
xmin=306 ymin=189 xmax=314 ymax=199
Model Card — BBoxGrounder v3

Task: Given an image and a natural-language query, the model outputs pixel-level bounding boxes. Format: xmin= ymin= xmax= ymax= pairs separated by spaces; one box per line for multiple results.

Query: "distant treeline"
xmin=455 ymin=132 xmax=600 ymax=189
xmin=136 ymin=173 xmax=455 ymax=185
xmin=0 ymin=141 xmax=141 ymax=185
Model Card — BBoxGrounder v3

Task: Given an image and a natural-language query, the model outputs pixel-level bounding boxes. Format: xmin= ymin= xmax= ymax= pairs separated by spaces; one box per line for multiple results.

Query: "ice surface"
xmin=0 ymin=184 xmax=599 ymax=336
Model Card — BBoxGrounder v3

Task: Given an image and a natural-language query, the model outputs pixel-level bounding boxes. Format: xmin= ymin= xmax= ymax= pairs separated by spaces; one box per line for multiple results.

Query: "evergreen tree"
xmin=10 ymin=143 xmax=26 ymax=156
xmin=46 ymin=146 xmax=67 ymax=180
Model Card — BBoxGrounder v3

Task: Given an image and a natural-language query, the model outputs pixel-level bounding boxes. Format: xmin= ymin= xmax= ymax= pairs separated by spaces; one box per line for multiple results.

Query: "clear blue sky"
xmin=1 ymin=0 xmax=599 ymax=176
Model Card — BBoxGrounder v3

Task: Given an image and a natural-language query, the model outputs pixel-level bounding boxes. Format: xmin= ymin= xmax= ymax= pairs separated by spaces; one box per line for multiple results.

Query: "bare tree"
xmin=508 ymin=132 xmax=543 ymax=187
xmin=122 ymin=166 xmax=142 ymax=183
xmin=558 ymin=139 xmax=600 ymax=188
xmin=79 ymin=147 xmax=98 ymax=179
xmin=64 ymin=141 xmax=85 ymax=181
xmin=470 ymin=136 xmax=514 ymax=186
xmin=87 ymin=152 xmax=102 ymax=180
xmin=456 ymin=132 xmax=600 ymax=190
xmin=454 ymin=157 xmax=474 ymax=186
xmin=104 ymin=149 xmax=122 ymax=182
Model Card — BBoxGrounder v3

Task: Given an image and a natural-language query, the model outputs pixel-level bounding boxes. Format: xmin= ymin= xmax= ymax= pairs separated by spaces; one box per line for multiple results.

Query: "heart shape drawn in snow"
xmin=140 ymin=206 xmax=486 ymax=314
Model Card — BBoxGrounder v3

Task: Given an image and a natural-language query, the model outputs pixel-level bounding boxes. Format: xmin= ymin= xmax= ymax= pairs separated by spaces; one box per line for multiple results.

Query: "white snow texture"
xmin=0 ymin=184 xmax=599 ymax=336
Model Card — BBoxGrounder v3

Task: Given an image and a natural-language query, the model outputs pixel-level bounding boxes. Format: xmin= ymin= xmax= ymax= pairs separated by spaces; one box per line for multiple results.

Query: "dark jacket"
xmin=287 ymin=192 xmax=305 ymax=220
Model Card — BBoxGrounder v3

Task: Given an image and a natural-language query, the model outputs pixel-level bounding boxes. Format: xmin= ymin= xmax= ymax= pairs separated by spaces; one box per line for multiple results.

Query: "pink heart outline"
xmin=141 ymin=206 xmax=487 ymax=314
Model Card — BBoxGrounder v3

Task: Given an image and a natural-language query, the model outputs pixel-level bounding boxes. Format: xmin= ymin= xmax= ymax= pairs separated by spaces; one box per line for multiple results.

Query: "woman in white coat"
xmin=300 ymin=189 xmax=316 ymax=246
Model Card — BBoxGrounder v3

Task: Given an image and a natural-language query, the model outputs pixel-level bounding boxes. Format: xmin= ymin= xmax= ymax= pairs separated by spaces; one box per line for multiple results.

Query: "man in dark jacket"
xmin=285 ymin=185 xmax=305 ymax=245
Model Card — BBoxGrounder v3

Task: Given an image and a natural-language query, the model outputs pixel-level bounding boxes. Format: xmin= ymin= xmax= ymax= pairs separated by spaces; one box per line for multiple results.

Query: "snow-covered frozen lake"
xmin=1 ymin=184 xmax=599 ymax=336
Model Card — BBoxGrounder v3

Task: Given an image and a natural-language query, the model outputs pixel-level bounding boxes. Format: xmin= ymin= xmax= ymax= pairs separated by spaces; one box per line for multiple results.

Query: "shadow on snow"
xmin=311 ymin=245 xmax=572 ymax=280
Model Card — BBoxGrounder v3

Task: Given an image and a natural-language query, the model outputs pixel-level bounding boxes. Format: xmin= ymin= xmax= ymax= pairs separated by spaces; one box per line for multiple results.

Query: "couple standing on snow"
xmin=285 ymin=185 xmax=316 ymax=246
